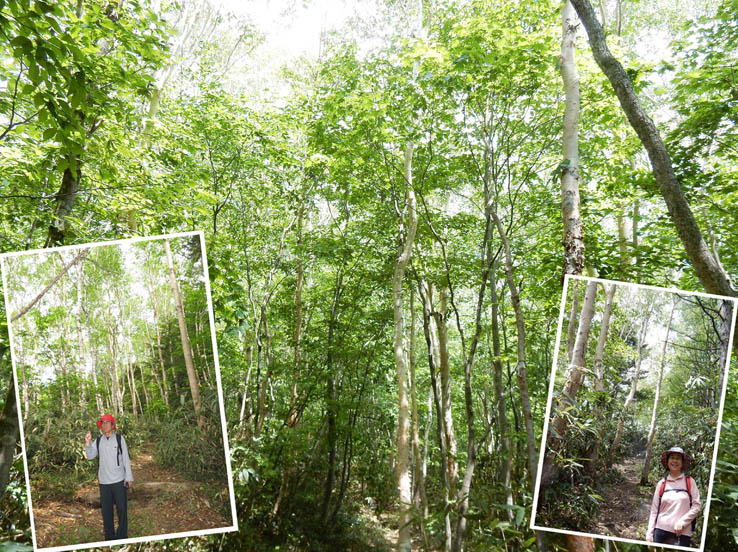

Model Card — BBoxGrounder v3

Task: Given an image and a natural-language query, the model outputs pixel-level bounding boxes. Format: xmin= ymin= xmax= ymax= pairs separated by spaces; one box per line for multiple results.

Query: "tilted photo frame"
xmin=1 ymin=231 xmax=237 ymax=552
xmin=531 ymin=275 xmax=737 ymax=552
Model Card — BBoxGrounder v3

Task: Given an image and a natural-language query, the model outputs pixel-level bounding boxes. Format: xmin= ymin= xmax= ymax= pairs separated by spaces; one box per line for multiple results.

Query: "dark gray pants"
xmin=654 ymin=528 xmax=691 ymax=547
xmin=99 ymin=480 xmax=127 ymax=540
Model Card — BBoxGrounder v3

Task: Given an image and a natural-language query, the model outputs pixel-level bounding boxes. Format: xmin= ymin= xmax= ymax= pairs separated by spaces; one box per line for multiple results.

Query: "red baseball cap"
xmin=97 ymin=414 xmax=116 ymax=430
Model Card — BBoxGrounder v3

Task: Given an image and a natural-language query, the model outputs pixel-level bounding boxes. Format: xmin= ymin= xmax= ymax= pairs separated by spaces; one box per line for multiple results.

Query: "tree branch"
xmin=570 ymin=0 xmax=736 ymax=297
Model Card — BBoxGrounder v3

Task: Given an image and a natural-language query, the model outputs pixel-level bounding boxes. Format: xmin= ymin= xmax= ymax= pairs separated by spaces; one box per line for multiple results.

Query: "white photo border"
xmin=0 ymin=230 xmax=239 ymax=552
xmin=529 ymin=274 xmax=738 ymax=552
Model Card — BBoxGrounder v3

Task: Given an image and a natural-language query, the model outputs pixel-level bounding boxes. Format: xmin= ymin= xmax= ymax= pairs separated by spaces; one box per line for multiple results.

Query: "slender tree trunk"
xmin=143 ymin=324 xmax=165 ymax=411
xmin=612 ymin=297 xmax=653 ymax=456
xmin=129 ymin=358 xmax=141 ymax=418
xmin=558 ymin=9 xmax=595 ymax=548
xmin=288 ymin=205 xmax=305 ymax=427
xmin=541 ymin=279 xmax=598 ymax=488
xmin=490 ymin=211 xmax=537 ymax=489
xmin=255 ymin=311 xmax=273 ymax=437
xmin=419 ymin=280 xmax=452 ymax=552
xmin=146 ymin=276 xmax=170 ymax=407
xmin=20 ymin=343 xmax=28 ymax=424
xmin=566 ymin=279 xmax=580 ymax=362
xmin=320 ymin=272 xmax=342 ymax=525
xmin=117 ymin=299 xmax=139 ymax=418
xmin=58 ymin=279 xmax=71 ymax=412
xmin=409 ymin=288 xmax=427 ymax=542
xmin=640 ymin=296 xmax=677 ymax=484
xmin=718 ymin=300 xmax=734 ymax=395
xmin=393 ymin=142 xmax=418 ymax=552
xmin=490 ymin=270 xmax=514 ymax=521
xmin=560 ymin=0 xmax=583 ymax=276
xmin=586 ymin=283 xmax=616 ymax=474
xmin=139 ymin=362 xmax=150 ymax=410
xmin=253 ymin=333 xmax=263 ymax=435
xmin=597 ymin=0 xmax=607 ymax=29
xmin=90 ymin=344 xmax=104 ymax=414
xmin=239 ymin=342 xmax=253 ymax=426
xmin=490 ymin=206 xmax=545 ymax=552
xmin=449 ymin=212 xmax=495 ymax=552
xmin=76 ymin=270 xmax=87 ymax=408
xmin=632 ymin=197 xmax=640 ymax=282
xmin=164 ymin=238 xmax=204 ymax=429
xmin=435 ymin=288 xmax=458 ymax=505
xmin=168 ymin=337 xmax=179 ymax=395
xmin=141 ymin=87 xmax=162 ymax=148
xmin=273 ymin=210 xmax=306 ymax=516
xmin=616 ymin=204 xmax=632 ymax=275
xmin=422 ymin=387 xmax=432 ymax=524
xmin=615 ymin=0 xmax=622 ymax=36
xmin=105 ymin=313 xmax=122 ymax=415
xmin=0 ymin=369 xmax=19 ymax=501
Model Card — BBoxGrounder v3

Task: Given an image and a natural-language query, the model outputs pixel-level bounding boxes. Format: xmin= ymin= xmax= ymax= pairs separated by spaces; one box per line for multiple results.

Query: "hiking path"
xmin=31 ymin=446 xmax=231 ymax=548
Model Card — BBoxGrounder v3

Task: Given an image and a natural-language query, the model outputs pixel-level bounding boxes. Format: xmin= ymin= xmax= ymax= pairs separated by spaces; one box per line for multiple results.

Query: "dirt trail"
xmin=355 ymin=505 xmax=430 ymax=552
xmin=590 ymin=456 xmax=653 ymax=540
xmin=32 ymin=447 xmax=231 ymax=548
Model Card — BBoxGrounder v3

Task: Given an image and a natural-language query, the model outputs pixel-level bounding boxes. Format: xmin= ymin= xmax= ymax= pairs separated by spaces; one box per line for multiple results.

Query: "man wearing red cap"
xmin=84 ymin=413 xmax=133 ymax=540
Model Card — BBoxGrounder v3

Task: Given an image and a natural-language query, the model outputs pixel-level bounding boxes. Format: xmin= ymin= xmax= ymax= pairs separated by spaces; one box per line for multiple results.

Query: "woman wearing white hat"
xmin=646 ymin=446 xmax=701 ymax=546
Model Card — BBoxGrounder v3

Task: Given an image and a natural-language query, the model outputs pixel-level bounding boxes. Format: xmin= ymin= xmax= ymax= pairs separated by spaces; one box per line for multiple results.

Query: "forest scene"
xmin=2 ymin=235 xmax=233 ymax=548
xmin=534 ymin=277 xmax=735 ymax=547
xmin=2 ymin=0 xmax=738 ymax=552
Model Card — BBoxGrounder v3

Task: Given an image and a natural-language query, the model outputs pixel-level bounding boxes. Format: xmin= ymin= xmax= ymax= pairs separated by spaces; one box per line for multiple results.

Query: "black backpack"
xmin=95 ymin=433 xmax=123 ymax=466
xmin=655 ymin=474 xmax=698 ymax=532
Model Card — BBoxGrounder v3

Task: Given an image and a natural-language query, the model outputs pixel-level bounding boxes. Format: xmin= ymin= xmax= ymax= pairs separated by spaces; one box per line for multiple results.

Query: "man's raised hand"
xmin=85 ymin=431 xmax=91 ymax=446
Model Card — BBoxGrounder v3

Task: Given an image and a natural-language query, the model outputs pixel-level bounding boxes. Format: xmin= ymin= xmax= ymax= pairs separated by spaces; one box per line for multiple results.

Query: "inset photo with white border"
xmin=1 ymin=231 xmax=237 ymax=552
xmin=531 ymin=275 xmax=737 ymax=552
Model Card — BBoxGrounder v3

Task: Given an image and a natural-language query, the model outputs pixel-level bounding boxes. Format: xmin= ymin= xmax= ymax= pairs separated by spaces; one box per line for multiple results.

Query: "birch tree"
xmin=560 ymin=0 xmax=583 ymax=276
xmin=640 ymin=294 xmax=678 ymax=485
xmin=611 ymin=293 xmax=655 ymax=456
xmin=586 ymin=282 xmax=616 ymax=473
xmin=541 ymin=279 xmax=598 ymax=488
xmin=392 ymin=141 xmax=418 ymax=552
xmin=164 ymin=238 xmax=204 ymax=430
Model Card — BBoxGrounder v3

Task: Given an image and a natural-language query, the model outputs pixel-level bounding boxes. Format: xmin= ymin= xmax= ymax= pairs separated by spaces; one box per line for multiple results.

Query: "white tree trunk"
xmin=435 ymin=288 xmax=457 ymax=501
xmin=164 ymin=238 xmax=204 ymax=429
xmin=586 ymin=283 xmax=616 ymax=473
xmin=593 ymin=284 xmax=616 ymax=392
xmin=612 ymin=296 xmax=654 ymax=454
xmin=490 ymin=274 xmax=514 ymax=521
xmin=560 ymin=0 xmax=583 ymax=276
xmin=393 ymin=142 xmax=418 ymax=552
xmin=567 ymin=279 xmax=580 ymax=361
xmin=640 ymin=295 xmax=677 ymax=484
xmin=542 ymin=279 xmax=598 ymax=486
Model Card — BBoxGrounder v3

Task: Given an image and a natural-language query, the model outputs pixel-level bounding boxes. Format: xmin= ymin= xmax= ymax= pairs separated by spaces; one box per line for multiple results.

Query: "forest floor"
xmin=30 ymin=446 xmax=231 ymax=548
xmin=354 ymin=504 xmax=434 ymax=551
xmin=356 ymin=504 xmax=400 ymax=551
xmin=590 ymin=456 xmax=653 ymax=540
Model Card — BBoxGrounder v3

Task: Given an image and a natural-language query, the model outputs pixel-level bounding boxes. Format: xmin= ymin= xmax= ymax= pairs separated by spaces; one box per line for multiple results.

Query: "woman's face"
xmin=668 ymin=453 xmax=683 ymax=473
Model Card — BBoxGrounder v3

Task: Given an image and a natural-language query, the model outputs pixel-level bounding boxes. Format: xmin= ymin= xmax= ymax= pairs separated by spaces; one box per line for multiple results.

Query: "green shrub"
xmin=151 ymin=409 xmax=226 ymax=480
xmin=537 ymin=481 xmax=602 ymax=531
